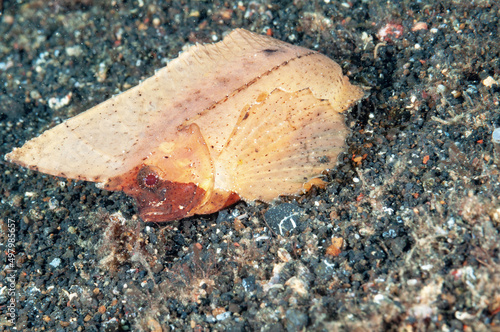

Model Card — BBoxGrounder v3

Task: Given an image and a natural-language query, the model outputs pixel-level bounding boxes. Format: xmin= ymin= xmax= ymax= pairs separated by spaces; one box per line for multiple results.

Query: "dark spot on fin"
xmin=262 ymin=48 xmax=279 ymax=54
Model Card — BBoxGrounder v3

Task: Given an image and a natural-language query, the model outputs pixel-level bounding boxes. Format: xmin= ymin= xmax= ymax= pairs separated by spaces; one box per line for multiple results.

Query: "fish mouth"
xmin=139 ymin=206 xmax=177 ymax=223
xmin=138 ymin=203 xmax=193 ymax=223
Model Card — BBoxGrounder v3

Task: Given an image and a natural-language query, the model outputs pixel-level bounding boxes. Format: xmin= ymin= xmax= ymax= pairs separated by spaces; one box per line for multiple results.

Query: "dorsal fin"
xmin=5 ymin=29 xmax=314 ymax=182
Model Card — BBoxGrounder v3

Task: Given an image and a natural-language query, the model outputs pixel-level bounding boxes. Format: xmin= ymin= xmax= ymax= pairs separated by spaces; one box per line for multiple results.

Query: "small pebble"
xmin=48 ymin=197 xmax=59 ymax=210
xmin=264 ymin=203 xmax=304 ymax=236
xmin=492 ymin=128 xmax=500 ymax=144
xmin=30 ymin=90 xmax=41 ymax=99
xmin=482 ymin=76 xmax=498 ymax=87
xmin=216 ymin=311 xmax=231 ymax=321
xmin=49 ymin=258 xmax=61 ymax=268
xmin=285 ymin=309 xmax=308 ymax=331
xmin=65 ymin=45 xmax=83 ymax=57
xmin=3 ymin=15 xmax=15 ymax=25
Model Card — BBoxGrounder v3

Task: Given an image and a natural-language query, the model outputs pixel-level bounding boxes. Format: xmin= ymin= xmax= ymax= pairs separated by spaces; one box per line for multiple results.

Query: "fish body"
xmin=5 ymin=29 xmax=363 ymax=222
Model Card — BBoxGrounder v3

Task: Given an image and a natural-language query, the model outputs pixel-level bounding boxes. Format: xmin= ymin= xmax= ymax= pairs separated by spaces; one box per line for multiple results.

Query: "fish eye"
xmin=144 ymin=173 xmax=159 ymax=187
xmin=137 ymin=166 xmax=161 ymax=189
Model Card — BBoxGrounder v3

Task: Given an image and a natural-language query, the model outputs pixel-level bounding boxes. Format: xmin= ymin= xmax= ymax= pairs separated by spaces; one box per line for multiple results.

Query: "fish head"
xmin=131 ymin=164 xmax=208 ymax=222
xmin=104 ymin=123 xmax=215 ymax=222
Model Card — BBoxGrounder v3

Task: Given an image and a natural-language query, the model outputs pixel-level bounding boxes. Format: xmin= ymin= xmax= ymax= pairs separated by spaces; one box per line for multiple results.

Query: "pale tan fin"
xmin=4 ymin=29 xmax=308 ymax=182
xmin=215 ymin=88 xmax=348 ymax=202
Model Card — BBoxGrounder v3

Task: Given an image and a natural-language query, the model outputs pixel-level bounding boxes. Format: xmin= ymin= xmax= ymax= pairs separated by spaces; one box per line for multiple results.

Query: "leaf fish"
xmin=5 ymin=29 xmax=363 ymax=222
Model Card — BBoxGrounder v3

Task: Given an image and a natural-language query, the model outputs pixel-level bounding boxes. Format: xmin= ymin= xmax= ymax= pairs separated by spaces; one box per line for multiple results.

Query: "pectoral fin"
xmin=216 ymin=88 xmax=348 ymax=202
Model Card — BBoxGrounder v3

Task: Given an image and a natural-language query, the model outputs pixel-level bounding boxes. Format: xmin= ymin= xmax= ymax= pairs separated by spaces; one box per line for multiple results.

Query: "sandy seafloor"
xmin=1 ymin=0 xmax=500 ymax=331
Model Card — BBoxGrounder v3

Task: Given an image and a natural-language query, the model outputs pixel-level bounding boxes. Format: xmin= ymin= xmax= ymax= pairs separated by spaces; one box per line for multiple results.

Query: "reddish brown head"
xmin=103 ymin=124 xmax=239 ymax=222
xmin=130 ymin=165 xmax=207 ymax=222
